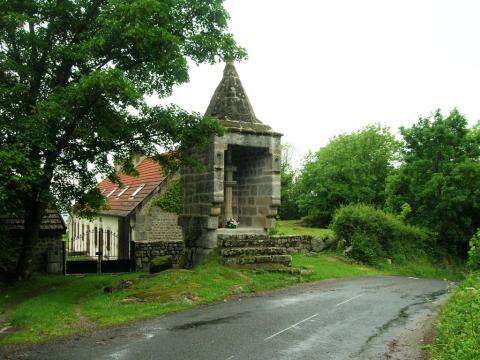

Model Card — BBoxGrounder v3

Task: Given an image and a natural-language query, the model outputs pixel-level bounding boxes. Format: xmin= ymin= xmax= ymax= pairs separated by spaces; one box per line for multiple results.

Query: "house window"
xmin=106 ymin=230 xmax=111 ymax=252
xmin=130 ymin=184 xmax=145 ymax=198
xmin=117 ymin=186 xmax=129 ymax=197
xmin=82 ymin=224 xmax=84 ymax=241
xmin=72 ymin=220 xmax=76 ymax=239
xmin=86 ymin=225 xmax=91 ymax=253
xmin=106 ymin=188 xmax=117 ymax=197
xmin=99 ymin=228 xmax=104 ymax=252
xmin=94 ymin=227 xmax=98 ymax=248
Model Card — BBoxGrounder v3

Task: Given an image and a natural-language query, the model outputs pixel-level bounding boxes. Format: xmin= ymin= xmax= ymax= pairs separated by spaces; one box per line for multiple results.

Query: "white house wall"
xmin=68 ymin=215 xmax=120 ymax=259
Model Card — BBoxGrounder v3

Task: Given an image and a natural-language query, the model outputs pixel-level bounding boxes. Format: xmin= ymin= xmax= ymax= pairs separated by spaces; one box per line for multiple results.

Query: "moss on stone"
xmin=150 ymin=255 xmax=173 ymax=273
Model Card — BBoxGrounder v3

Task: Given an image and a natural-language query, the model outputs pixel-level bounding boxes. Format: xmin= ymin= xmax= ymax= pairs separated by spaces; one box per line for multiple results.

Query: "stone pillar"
xmin=224 ymin=149 xmax=237 ymax=221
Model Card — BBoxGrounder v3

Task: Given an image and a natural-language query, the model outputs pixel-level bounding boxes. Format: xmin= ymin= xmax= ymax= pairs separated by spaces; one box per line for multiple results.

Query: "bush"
xmin=429 ymin=273 xmax=480 ymax=360
xmin=330 ymin=204 xmax=431 ymax=264
xmin=153 ymin=180 xmax=182 ymax=214
xmin=468 ymin=230 xmax=480 ymax=271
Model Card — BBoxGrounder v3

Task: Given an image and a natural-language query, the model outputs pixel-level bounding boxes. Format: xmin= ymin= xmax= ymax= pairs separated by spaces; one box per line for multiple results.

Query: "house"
xmin=68 ymin=156 xmax=184 ymax=267
xmin=0 ymin=209 xmax=67 ymax=274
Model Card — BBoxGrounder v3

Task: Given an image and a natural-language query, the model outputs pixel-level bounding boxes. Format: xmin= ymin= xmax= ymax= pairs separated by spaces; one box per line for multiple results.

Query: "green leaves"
xmin=297 ymin=125 xmax=400 ymax=226
xmin=0 ymin=0 xmax=243 ymax=220
xmin=386 ymin=109 xmax=480 ymax=256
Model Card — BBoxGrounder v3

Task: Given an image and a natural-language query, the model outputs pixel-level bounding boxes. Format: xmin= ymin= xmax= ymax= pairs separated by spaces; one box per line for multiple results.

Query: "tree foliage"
xmin=386 ymin=109 xmax=480 ymax=256
xmin=297 ymin=125 xmax=400 ymax=226
xmin=278 ymin=144 xmax=300 ymax=220
xmin=331 ymin=203 xmax=431 ymax=265
xmin=0 ymin=0 xmax=245 ymax=277
xmin=153 ymin=179 xmax=182 ymax=215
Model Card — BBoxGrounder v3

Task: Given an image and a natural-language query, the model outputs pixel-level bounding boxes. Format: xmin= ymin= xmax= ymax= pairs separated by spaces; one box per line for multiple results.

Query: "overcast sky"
xmin=156 ymin=0 xmax=480 ymax=165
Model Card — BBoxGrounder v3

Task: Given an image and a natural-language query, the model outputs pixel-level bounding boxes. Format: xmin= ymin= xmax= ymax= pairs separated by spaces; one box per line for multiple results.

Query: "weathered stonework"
xmin=133 ymin=241 xmax=185 ymax=271
xmin=218 ymin=234 xmax=316 ymax=266
xmin=179 ymin=62 xmax=282 ymax=267
xmin=135 ymin=206 xmax=183 ymax=243
xmin=1 ymin=231 xmax=64 ymax=274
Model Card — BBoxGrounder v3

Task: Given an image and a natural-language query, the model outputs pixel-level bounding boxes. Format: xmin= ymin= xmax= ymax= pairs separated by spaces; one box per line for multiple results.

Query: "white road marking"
xmin=264 ymin=313 xmax=319 ymax=341
xmin=335 ymin=293 xmax=364 ymax=307
xmin=408 ymin=277 xmax=419 ymax=280
xmin=225 ymin=356 xmax=235 ymax=360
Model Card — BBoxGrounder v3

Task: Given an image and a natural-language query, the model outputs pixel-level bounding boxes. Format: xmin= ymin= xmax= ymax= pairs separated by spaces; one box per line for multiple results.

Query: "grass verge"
xmin=0 ymin=253 xmax=380 ymax=346
xmin=0 ymin=221 xmax=465 ymax=347
xmin=275 ymin=220 xmax=334 ymax=238
xmin=428 ymin=272 xmax=480 ymax=359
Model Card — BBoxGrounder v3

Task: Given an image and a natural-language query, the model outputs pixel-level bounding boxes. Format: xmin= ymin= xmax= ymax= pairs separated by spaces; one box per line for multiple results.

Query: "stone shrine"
xmin=179 ymin=62 xmax=282 ymax=266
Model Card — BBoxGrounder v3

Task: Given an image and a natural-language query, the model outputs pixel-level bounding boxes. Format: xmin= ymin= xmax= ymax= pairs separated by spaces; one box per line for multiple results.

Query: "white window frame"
xmin=106 ymin=188 xmax=117 ymax=198
xmin=117 ymin=186 xmax=129 ymax=197
xmin=130 ymin=184 xmax=145 ymax=198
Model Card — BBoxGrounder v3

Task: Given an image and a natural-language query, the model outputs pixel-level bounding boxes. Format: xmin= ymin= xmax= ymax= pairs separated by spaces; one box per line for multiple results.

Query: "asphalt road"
xmin=4 ymin=276 xmax=453 ymax=360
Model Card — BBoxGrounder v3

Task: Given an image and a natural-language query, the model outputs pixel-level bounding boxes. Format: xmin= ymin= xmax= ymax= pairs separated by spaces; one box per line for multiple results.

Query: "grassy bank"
xmin=0 ymin=220 xmax=465 ymax=346
xmin=429 ymin=272 xmax=480 ymax=359
xmin=0 ymin=253 xmax=380 ymax=346
xmin=277 ymin=220 xmax=465 ymax=281
xmin=275 ymin=219 xmax=334 ymax=238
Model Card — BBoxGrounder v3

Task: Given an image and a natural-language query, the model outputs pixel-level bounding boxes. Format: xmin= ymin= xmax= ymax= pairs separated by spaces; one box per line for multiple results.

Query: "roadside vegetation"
xmin=0 ymin=252 xmax=381 ymax=346
xmin=429 ymin=272 xmax=480 ymax=359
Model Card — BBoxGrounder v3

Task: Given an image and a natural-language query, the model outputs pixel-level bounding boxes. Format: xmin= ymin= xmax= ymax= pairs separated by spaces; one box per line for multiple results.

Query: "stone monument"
xmin=179 ymin=62 xmax=282 ymax=266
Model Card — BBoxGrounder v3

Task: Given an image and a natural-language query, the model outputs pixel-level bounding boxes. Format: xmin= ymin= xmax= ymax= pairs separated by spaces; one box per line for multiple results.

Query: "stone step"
xmin=217 ymin=228 xmax=267 ymax=236
xmin=221 ymin=247 xmax=287 ymax=257
xmin=223 ymin=255 xmax=292 ymax=266
xmin=220 ymin=236 xmax=280 ymax=248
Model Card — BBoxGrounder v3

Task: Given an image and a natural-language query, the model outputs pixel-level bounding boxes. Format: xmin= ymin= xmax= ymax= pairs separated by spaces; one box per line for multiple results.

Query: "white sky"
xmin=156 ymin=0 xmax=480 ymax=166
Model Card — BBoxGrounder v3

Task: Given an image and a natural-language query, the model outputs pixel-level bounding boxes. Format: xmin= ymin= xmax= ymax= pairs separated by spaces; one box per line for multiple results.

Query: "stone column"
xmin=224 ymin=149 xmax=237 ymax=221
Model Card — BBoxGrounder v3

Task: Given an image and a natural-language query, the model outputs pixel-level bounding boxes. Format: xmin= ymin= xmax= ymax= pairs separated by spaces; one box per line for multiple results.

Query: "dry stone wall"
xmin=133 ymin=241 xmax=185 ymax=271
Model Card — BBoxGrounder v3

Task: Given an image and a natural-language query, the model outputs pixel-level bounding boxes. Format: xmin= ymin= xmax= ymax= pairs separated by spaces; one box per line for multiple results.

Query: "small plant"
xmin=226 ymin=218 xmax=239 ymax=229
xmin=468 ymin=230 xmax=480 ymax=271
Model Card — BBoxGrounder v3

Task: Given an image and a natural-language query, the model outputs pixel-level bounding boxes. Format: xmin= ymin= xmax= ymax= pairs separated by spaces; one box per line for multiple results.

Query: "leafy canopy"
xmin=278 ymin=144 xmax=300 ymax=220
xmin=386 ymin=109 xmax=480 ymax=256
xmin=297 ymin=125 xmax=400 ymax=226
xmin=0 ymin=0 xmax=245 ymax=219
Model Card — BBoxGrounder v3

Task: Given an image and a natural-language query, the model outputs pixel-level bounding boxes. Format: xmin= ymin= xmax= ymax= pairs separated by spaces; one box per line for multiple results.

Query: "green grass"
xmin=377 ymin=257 xmax=465 ymax=281
xmin=275 ymin=220 xmax=334 ymax=238
xmin=277 ymin=220 xmax=465 ymax=281
xmin=429 ymin=272 xmax=480 ymax=360
xmin=0 ymin=253 xmax=380 ymax=346
xmin=0 ymin=220 xmax=465 ymax=346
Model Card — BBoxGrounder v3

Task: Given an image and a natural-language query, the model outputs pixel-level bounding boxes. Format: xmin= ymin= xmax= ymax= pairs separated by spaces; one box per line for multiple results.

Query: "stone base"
xmin=133 ymin=241 xmax=185 ymax=272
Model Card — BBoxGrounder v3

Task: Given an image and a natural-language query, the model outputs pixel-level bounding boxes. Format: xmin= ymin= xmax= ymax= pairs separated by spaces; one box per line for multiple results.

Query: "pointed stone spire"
xmin=206 ymin=62 xmax=261 ymax=124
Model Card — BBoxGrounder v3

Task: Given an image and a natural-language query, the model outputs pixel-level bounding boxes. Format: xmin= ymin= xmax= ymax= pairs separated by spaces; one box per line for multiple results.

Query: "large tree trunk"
xmin=16 ymin=199 xmax=44 ymax=280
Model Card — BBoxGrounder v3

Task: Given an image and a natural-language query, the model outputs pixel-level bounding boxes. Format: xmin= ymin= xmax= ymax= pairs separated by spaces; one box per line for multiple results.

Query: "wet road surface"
xmin=3 ymin=276 xmax=453 ymax=360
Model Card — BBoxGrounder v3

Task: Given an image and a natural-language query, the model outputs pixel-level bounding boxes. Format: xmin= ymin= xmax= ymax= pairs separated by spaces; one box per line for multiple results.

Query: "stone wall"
xmin=133 ymin=241 xmax=185 ymax=271
xmin=135 ymin=207 xmax=183 ymax=243
xmin=1 ymin=231 xmax=64 ymax=274
xmin=232 ymin=146 xmax=275 ymax=228
xmin=270 ymin=235 xmax=313 ymax=254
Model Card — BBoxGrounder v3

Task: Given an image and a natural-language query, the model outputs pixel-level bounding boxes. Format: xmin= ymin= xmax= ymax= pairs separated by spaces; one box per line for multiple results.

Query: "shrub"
xmin=153 ymin=180 xmax=182 ymax=214
xmin=429 ymin=273 xmax=480 ymax=360
xmin=468 ymin=230 xmax=480 ymax=271
xmin=330 ymin=204 xmax=431 ymax=264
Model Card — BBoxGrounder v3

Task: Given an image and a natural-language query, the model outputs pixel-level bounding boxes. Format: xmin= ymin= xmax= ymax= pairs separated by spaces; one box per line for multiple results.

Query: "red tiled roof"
xmin=98 ymin=158 xmax=165 ymax=217
xmin=0 ymin=209 xmax=67 ymax=232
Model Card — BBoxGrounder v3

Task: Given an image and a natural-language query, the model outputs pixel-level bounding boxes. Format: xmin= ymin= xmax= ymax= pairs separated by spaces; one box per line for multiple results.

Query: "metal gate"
xmin=65 ymin=227 xmax=132 ymax=274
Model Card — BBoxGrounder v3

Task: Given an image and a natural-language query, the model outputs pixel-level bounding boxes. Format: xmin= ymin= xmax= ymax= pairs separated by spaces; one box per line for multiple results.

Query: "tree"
xmin=278 ymin=144 xmax=300 ymax=220
xmin=386 ymin=109 xmax=480 ymax=256
xmin=0 ymin=0 xmax=245 ymax=279
xmin=297 ymin=125 xmax=399 ymax=226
